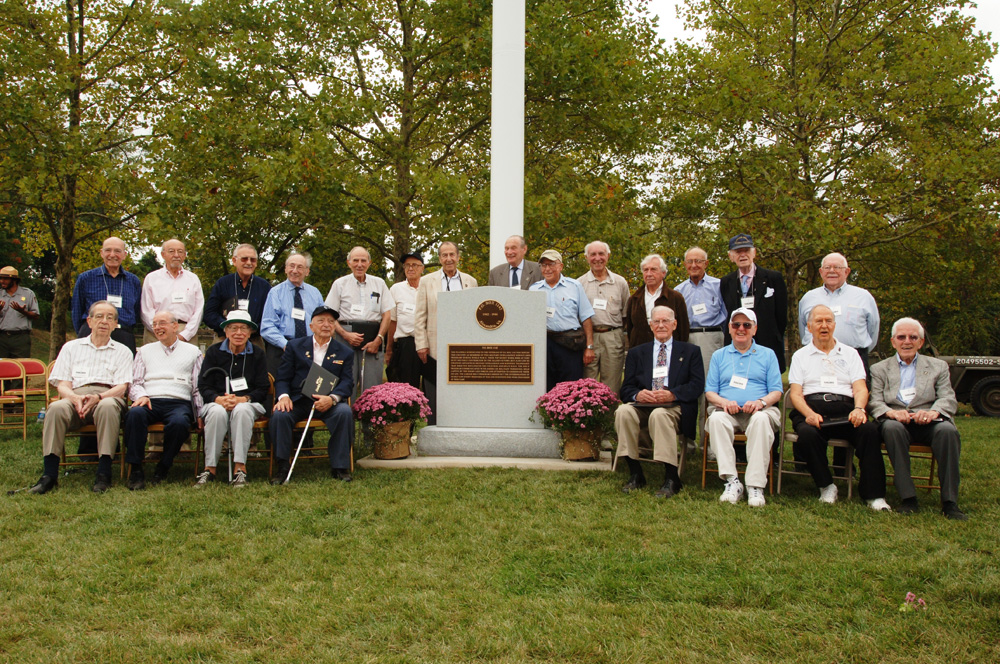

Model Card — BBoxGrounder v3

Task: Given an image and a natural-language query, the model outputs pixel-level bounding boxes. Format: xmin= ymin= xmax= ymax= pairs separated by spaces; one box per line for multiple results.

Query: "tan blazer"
xmin=868 ymin=354 xmax=957 ymax=419
xmin=414 ymin=271 xmax=478 ymax=359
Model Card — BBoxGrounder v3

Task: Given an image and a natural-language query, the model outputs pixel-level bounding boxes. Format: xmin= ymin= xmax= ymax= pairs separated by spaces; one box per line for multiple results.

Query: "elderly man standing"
xmin=487 ymin=234 xmax=542 ymax=289
xmin=719 ymin=234 xmax=787 ymax=372
xmin=676 ymin=246 xmax=728 ymax=446
xmin=270 ymin=306 xmax=355 ymax=484
xmin=123 ymin=312 xmax=204 ymax=490
xmin=0 ymin=266 xmax=40 ymax=401
xmin=386 ymin=252 xmax=425 ymax=387
xmin=788 ymin=305 xmax=890 ymax=510
xmin=870 ymin=318 xmax=967 ymax=519
xmin=196 ymin=310 xmax=270 ymax=488
xmin=705 ymin=308 xmax=784 ymax=507
xmin=28 ymin=301 xmax=132 ymax=494
xmin=625 ymin=254 xmax=690 ymax=348
xmin=260 ymin=252 xmax=325 ymax=378
xmin=203 ymin=244 xmax=271 ymax=348
xmin=140 ymin=239 xmax=204 ymax=345
xmin=798 ymin=252 xmax=879 ymax=373
xmin=327 ymin=246 xmax=395 ymax=396
xmin=577 ymin=240 xmax=630 ymax=393
xmin=529 ymin=250 xmax=596 ymax=391
xmin=414 ymin=242 xmax=478 ymax=423
xmin=616 ymin=306 xmax=704 ymax=498
xmin=71 ymin=237 xmax=142 ymax=353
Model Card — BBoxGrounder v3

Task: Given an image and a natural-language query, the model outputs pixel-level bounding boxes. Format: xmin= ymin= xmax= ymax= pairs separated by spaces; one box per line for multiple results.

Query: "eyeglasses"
xmin=403 ymin=263 xmax=423 ymax=269
xmin=684 ymin=259 xmax=707 ymax=265
xmin=894 ymin=334 xmax=920 ymax=341
xmin=820 ymin=266 xmax=847 ymax=272
xmin=730 ymin=321 xmax=754 ymax=330
xmin=236 ymin=257 xmax=257 ymax=263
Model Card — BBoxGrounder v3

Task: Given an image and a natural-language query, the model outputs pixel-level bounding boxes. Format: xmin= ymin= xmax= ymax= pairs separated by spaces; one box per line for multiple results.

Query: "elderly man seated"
xmin=869 ymin=317 xmax=967 ymax=520
xmin=124 ymin=312 xmax=204 ymax=490
xmin=788 ymin=305 xmax=889 ymax=510
xmin=29 ymin=301 xmax=133 ymax=494
xmin=196 ymin=310 xmax=270 ymax=488
xmin=704 ymin=308 xmax=784 ymax=507
xmin=615 ymin=306 xmax=704 ymax=498
xmin=270 ymin=306 xmax=355 ymax=484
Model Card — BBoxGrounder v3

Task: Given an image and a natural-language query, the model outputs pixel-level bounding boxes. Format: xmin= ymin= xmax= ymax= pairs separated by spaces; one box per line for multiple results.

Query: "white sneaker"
xmin=193 ymin=470 xmax=215 ymax=488
xmin=819 ymin=483 xmax=838 ymax=504
xmin=867 ymin=498 xmax=892 ymax=512
xmin=747 ymin=486 xmax=765 ymax=507
xmin=720 ymin=478 xmax=744 ymax=504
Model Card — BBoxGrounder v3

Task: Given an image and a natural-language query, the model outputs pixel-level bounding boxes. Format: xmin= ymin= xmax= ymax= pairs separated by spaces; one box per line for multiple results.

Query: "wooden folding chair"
xmin=884 ymin=443 xmax=940 ymax=493
xmin=777 ymin=389 xmax=855 ymax=498
xmin=0 ymin=359 xmax=28 ymax=439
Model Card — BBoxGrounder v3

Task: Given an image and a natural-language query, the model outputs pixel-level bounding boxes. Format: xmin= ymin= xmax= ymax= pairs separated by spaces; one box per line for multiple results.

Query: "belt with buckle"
xmin=806 ymin=393 xmax=852 ymax=403
xmin=593 ymin=326 xmax=620 ymax=333
xmin=689 ymin=326 xmax=722 ymax=333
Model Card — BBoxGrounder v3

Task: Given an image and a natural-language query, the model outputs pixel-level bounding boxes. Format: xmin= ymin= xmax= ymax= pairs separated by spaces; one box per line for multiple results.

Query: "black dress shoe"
xmin=621 ymin=474 xmax=646 ymax=494
xmin=271 ymin=461 xmax=290 ymax=485
xmin=898 ymin=498 xmax=920 ymax=515
xmin=332 ymin=469 xmax=353 ymax=482
xmin=92 ymin=474 xmax=112 ymax=493
xmin=28 ymin=475 xmax=57 ymax=494
xmin=127 ymin=471 xmax=146 ymax=491
xmin=942 ymin=501 xmax=968 ymax=521
xmin=655 ymin=478 xmax=682 ymax=499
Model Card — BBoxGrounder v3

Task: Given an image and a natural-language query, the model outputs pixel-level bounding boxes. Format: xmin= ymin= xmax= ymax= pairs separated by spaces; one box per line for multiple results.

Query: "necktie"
xmin=511 ymin=266 xmax=519 ymax=287
xmin=446 ymin=276 xmax=451 ymax=292
xmin=741 ymin=274 xmax=750 ymax=296
xmin=653 ymin=342 xmax=667 ymax=390
xmin=293 ymin=286 xmax=306 ymax=338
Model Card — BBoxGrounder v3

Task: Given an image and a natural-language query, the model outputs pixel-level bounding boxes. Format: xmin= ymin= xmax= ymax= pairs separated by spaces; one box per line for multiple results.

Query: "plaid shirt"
xmin=71 ymin=265 xmax=143 ymax=333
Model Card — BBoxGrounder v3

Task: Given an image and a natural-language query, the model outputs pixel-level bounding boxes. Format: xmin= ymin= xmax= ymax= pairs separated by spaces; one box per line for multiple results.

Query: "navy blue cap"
xmin=728 ymin=233 xmax=755 ymax=250
xmin=311 ymin=305 xmax=339 ymax=320
xmin=399 ymin=252 xmax=424 ymax=265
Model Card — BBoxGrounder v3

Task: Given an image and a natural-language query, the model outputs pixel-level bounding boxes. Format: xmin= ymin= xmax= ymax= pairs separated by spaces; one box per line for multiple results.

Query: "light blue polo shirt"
xmin=706 ymin=340 xmax=783 ymax=403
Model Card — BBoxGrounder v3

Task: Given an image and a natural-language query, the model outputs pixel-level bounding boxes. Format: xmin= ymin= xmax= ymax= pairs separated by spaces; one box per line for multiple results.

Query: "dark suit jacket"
xmin=720 ymin=266 xmax=788 ymax=371
xmin=275 ymin=335 xmax=355 ymax=404
xmin=619 ymin=339 xmax=705 ymax=440
xmin=624 ymin=286 xmax=690 ymax=347
xmin=487 ymin=260 xmax=542 ymax=290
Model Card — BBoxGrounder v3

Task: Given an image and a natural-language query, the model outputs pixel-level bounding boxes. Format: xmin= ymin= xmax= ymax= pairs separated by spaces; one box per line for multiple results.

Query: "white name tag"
xmin=820 ymin=375 xmax=837 ymax=388
xmin=741 ymin=296 xmax=755 ymax=309
xmin=692 ymin=303 xmax=707 ymax=316
xmin=230 ymin=377 xmax=249 ymax=392
xmin=174 ymin=376 xmax=189 ymax=383
xmin=72 ymin=368 xmax=88 ymax=378
xmin=291 ymin=308 xmax=306 ymax=321
xmin=652 ymin=365 xmax=669 ymax=379
xmin=237 ymin=299 xmax=249 ymax=311
xmin=900 ymin=387 xmax=917 ymax=402
xmin=171 ymin=292 xmax=187 ymax=303
xmin=350 ymin=304 xmax=364 ymax=317
xmin=107 ymin=295 xmax=123 ymax=308
xmin=593 ymin=298 xmax=608 ymax=311
xmin=510 ymin=284 xmax=521 ymax=289
xmin=401 ymin=303 xmax=415 ymax=314
xmin=729 ymin=375 xmax=748 ymax=389
xmin=546 ymin=307 xmax=555 ymax=318
xmin=831 ymin=305 xmax=842 ymax=316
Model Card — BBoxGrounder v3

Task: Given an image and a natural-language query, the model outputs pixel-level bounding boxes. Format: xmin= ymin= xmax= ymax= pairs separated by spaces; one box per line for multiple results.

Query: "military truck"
xmin=938 ymin=356 xmax=1000 ymax=417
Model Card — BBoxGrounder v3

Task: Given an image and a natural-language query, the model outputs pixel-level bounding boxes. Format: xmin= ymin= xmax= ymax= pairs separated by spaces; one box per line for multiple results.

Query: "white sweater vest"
xmin=138 ymin=341 xmax=201 ymax=400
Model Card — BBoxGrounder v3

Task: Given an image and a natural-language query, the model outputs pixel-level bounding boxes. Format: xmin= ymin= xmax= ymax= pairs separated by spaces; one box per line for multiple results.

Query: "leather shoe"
xmin=128 ymin=471 xmax=146 ymax=491
xmin=655 ymin=478 xmax=682 ymax=499
xmin=332 ymin=469 xmax=353 ymax=482
xmin=898 ymin=498 xmax=920 ymax=515
xmin=942 ymin=501 xmax=968 ymax=521
xmin=621 ymin=474 xmax=646 ymax=494
xmin=28 ymin=475 xmax=57 ymax=495
xmin=92 ymin=474 xmax=112 ymax=493
xmin=271 ymin=461 xmax=290 ymax=485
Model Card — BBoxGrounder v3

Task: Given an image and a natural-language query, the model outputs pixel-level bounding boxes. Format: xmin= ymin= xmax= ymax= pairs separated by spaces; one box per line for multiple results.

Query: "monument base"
xmin=417 ymin=426 xmax=561 ymax=458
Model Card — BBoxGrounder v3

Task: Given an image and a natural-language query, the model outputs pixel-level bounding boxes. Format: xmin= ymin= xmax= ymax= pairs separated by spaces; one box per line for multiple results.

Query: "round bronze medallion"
xmin=475 ymin=300 xmax=505 ymax=330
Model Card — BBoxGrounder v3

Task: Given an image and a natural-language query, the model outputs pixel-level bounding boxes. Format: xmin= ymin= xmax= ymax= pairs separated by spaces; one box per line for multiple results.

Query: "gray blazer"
xmin=487 ymin=260 xmax=542 ymax=290
xmin=869 ymin=354 xmax=957 ymax=419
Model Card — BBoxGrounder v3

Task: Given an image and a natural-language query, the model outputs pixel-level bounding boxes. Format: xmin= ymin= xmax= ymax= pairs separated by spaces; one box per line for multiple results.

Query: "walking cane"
xmin=284 ymin=404 xmax=317 ymax=484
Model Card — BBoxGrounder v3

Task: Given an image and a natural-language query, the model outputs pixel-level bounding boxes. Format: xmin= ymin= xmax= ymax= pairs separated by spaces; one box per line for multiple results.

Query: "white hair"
xmin=650 ymin=305 xmax=675 ymax=320
xmin=891 ymin=317 xmax=925 ymax=339
xmin=640 ymin=254 xmax=667 ymax=273
xmin=584 ymin=241 xmax=610 ymax=256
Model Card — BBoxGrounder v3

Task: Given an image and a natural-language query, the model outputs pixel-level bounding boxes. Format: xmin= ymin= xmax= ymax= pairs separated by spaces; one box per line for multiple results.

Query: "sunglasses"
xmin=894 ymin=334 xmax=920 ymax=341
xmin=730 ymin=321 xmax=754 ymax=330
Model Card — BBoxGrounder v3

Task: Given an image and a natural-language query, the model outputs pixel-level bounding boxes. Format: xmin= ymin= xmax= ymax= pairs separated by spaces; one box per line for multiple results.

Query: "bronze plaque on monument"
xmin=475 ymin=300 xmax=505 ymax=330
xmin=447 ymin=344 xmax=533 ymax=384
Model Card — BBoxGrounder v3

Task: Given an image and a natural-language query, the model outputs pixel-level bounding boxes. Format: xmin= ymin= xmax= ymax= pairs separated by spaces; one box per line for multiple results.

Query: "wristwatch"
xmin=586 ymin=345 xmax=594 ymax=350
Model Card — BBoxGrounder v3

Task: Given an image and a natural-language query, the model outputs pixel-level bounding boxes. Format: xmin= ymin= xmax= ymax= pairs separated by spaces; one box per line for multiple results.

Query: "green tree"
xmin=0 ymin=0 xmax=208 ymax=357
xmin=657 ymin=0 xmax=1000 ymax=349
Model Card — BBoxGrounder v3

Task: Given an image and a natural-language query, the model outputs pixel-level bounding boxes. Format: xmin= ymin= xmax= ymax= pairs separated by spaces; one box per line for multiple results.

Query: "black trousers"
xmin=420 ymin=356 xmax=438 ymax=426
xmin=387 ymin=336 xmax=422 ymax=388
xmin=792 ymin=397 xmax=886 ymax=500
xmin=545 ymin=338 xmax=584 ymax=391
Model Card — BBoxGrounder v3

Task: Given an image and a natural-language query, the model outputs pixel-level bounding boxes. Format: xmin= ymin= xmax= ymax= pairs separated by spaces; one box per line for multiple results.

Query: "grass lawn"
xmin=0 ymin=415 xmax=997 ymax=663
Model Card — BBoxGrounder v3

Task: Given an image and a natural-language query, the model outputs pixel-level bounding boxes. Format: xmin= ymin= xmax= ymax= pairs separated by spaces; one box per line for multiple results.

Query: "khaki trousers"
xmin=615 ymin=403 xmax=682 ymax=464
xmin=42 ymin=385 xmax=124 ymax=457
xmin=584 ymin=328 xmax=626 ymax=394
xmin=706 ymin=407 xmax=780 ymax=489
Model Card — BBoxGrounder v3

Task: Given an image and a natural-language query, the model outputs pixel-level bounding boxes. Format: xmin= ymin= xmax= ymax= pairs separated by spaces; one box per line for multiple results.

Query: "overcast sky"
xmin=646 ymin=0 xmax=1000 ymax=87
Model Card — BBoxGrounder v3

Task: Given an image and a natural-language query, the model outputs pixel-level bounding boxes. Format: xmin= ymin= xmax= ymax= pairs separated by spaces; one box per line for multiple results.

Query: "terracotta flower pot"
xmin=561 ymin=429 xmax=601 ymax=461
xmin=373 ymin=420 xmax=412 ymax=459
